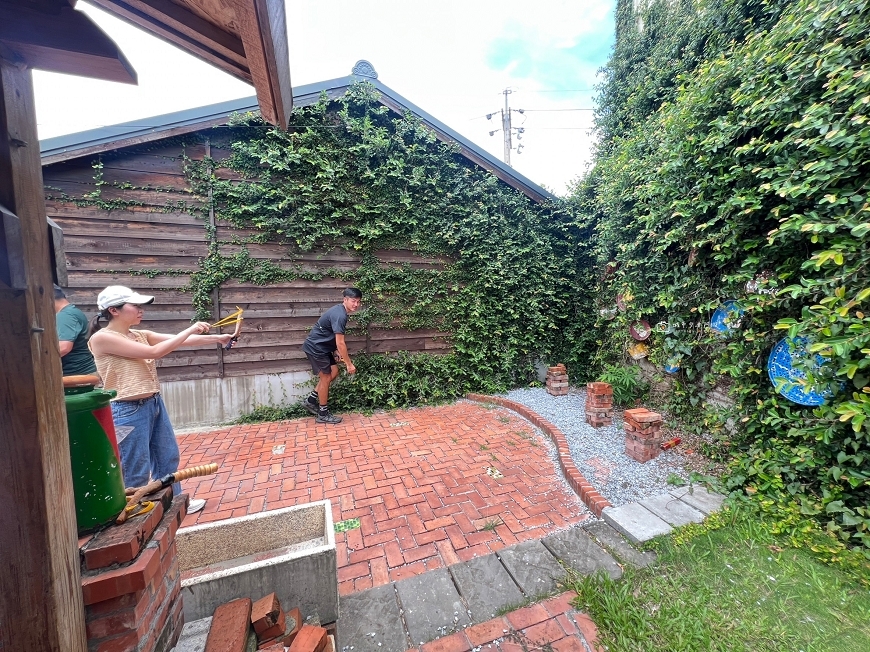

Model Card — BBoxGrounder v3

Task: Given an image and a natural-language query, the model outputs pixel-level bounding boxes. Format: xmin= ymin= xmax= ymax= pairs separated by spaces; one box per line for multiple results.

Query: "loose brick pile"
xmin=545 ymin=364 xmax=569 ymax=396
xmin=204 ymin=592 xmax=327 ymax=652
xmin=78 ymin=488 xmax=185 ymax=652
xmin=585 ymin=382 xmax=613 ymax=428
xmin=623 ymin=408 xmax=664 ymax=463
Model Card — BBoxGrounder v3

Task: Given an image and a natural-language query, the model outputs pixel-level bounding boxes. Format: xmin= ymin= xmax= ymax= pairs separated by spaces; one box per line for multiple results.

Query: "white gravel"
xmin=502 ymin=387 xmax=694 ymax=506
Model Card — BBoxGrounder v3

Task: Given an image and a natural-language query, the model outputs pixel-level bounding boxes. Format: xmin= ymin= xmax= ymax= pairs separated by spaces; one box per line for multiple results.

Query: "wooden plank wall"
xmin=42 ymin=134 xmax=451 ymax=383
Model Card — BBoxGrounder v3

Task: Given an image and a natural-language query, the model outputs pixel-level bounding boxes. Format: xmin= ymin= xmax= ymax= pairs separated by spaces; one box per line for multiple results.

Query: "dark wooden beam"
xmin=0 ymin=56 xmax=87 ymax=652
xmin=234 ymin=0 xmax=292 ymax=127
xmin=0 ymin=2 xmax=136 ymax=83
xmin=87 ymin=0 xmax=252 ymax=83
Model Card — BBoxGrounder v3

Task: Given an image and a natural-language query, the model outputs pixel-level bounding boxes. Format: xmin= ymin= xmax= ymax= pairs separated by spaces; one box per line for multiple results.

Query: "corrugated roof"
xmin=40 ymin=74 xmax=556 ymax=203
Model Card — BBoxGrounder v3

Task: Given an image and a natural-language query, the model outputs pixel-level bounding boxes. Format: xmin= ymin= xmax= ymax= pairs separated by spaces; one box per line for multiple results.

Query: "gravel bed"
xmin=502 ymin=387 xmax=713 ymax=507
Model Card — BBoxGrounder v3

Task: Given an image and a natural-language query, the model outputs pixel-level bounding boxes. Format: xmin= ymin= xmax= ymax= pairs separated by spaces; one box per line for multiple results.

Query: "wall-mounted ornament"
xmin=767 ymin=337 xmax=835 ymax=406
xmin=630 ymin=320 xmax=652 ymax=341
xmin=628 ymin=342 xmax=649 ymax=360
xmin=745 ymin=270 xmax=775 ymax=295
xmin=710 ymin=300 xmax=744 ymax=336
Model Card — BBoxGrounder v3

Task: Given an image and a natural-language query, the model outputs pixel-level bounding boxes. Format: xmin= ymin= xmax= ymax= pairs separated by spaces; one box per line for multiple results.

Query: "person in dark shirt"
xmin=301 ymin=288 xmax=363 ymax=424
xmin=54 ymin=284 xmax=97 ymax=376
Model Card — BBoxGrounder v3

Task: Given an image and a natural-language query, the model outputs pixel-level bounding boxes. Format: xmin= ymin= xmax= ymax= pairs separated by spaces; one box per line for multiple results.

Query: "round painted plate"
xmin=767 ymin=337 xmax=830 ymax=406
xmin=710 ymin=300 xmax=744 ymax=335
xmin=630 ymin=319 xmax=652 ymax=341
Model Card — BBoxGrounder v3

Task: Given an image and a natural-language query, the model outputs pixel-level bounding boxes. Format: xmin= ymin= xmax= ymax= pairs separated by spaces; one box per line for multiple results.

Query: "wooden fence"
xmin=43 ymin=135 xmax=450 ymax=383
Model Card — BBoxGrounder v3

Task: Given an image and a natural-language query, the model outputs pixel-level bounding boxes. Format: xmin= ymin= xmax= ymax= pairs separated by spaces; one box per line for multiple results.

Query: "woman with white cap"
xmin=88 ymin=286 xmax=233 ymax=513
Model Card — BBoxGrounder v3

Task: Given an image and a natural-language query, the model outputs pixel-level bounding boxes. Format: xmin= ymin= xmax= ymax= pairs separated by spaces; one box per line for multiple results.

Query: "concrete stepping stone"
xmin=582 ymin=521 xmax=656 ymax=569
xmin=171 ymin=616 xmax=211 ymax=652
xmin=395 ymin=568 xmax=470 ymax=647
xmin=640 ymin=493 xmax=705 ymax=527
xmin=449 ymin=553 xmax=525 ymax=622
xmin=602 ymin=503 xmax=672 ymax=544
xmin=337 ymin=583 xmax=407 ymax=652
xmin=542 ymin=526 xmax=622 ymax=580
xmin=670 ymin=485 xmax=725 ymax=515
xmin=497 ymin=539 xmax=567 ymax=598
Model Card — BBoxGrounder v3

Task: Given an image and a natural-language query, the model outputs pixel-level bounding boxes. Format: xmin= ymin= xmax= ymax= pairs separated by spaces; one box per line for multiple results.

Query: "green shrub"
xmin=599 ymin=363 xmax=648 ymax=406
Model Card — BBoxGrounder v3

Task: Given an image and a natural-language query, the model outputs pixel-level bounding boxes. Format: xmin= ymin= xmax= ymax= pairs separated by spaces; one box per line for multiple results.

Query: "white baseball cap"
xmin=97 ymin=286 xmax=155 ymax=311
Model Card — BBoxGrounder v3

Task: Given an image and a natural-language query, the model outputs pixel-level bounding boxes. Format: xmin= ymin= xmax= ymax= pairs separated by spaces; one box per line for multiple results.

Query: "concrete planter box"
xmin=177 ymin=500 xmax=337 ymax=624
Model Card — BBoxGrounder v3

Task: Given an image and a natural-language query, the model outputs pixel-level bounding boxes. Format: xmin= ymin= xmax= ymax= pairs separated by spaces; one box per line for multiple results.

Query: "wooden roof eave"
xmin=88 ymin=0 xmax=293 ymax=128
xmin=0 ymin=2 xmax=137 ymax=84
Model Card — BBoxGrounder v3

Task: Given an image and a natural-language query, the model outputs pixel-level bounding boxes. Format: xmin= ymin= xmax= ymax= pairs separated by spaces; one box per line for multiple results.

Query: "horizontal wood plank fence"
xmin=43 ymin=136 xmax=451 ymax=383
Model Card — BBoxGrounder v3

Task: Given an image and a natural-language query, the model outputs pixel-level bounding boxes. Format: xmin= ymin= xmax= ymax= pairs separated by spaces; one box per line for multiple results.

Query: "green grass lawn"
xmin=568 ymin=507 xmax=870 ymax=652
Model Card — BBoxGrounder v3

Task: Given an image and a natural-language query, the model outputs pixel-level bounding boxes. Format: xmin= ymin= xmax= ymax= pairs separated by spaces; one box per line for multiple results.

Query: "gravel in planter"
xmin=502 ymin=387 xmax=717 ymax=507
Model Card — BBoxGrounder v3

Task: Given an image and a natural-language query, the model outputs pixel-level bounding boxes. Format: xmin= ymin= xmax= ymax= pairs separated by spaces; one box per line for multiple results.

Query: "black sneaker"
xmin=304 ymin=397 xmax=319 ymax=416
xmin=316 ymin=411 xmax=342 ymax=424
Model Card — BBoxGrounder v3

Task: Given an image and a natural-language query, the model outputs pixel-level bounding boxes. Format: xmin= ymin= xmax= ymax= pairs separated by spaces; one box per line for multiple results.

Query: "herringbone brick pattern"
xmin=177 ymin=401 xmax=588 ymax=595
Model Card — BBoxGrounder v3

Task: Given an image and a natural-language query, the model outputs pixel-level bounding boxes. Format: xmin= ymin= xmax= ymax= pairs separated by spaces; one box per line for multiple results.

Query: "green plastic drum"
xmin=64 ymin=377 xmax=127 ymax=533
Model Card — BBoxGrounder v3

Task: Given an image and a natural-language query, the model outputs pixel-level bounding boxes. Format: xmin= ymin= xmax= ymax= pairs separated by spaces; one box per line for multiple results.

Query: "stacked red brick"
xmin=78 ymin=488 xmax=185 ymax=652
xmin=546 ymin=364 xmax=569 ymax=396
xmin=585 ymin=382 xmax=613 ymax=428
xmin=205 ymin=591 xmax=329 ymax=652
xmin=623 ymin=408 xmax=664 ymax=463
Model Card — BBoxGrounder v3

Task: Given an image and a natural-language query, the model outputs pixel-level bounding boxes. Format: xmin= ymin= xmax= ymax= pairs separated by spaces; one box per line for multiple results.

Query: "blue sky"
xmin=34 ymin=1 xmax=616 ymax=195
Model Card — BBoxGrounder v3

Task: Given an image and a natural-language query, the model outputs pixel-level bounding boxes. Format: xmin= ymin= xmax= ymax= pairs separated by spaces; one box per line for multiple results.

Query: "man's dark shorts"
xmin=305 ymin=350 xmax=338 ymax=375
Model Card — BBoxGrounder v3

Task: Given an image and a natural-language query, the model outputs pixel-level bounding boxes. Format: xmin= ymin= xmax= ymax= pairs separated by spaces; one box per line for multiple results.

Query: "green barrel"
xmin=64 ymin=378 xmax=127 ymax=533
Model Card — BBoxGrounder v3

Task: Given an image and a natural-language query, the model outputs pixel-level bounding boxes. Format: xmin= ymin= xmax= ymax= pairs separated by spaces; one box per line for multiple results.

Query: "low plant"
xmin=598 ymin=363 xmax=648 ymax=406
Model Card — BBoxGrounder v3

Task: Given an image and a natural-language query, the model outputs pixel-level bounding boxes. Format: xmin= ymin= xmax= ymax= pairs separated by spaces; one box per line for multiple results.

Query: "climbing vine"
xmin=183 ymin=83 xmax=597 ymax=397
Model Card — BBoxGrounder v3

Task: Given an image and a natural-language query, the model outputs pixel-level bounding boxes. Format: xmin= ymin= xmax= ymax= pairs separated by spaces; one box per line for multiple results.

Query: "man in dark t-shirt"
xmin=301 ymin=288 xmax=363 ymax=424
xmin=54 ymin=284 xmax=97 ymax=376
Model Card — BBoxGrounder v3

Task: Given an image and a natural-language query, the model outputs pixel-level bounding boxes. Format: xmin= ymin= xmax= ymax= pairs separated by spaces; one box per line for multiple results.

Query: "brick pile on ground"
xmin=545 ymin=364 xmax=569 ymax=396
xmin=585 ymin=382 xmax=613 ymax=428
xmin=78 ymin=487 xmax=185 ymax=652
xmin=623 ymin=408 xmax=664 ymax=463
xmin=204 ymin=592 xmax=328 ymax=652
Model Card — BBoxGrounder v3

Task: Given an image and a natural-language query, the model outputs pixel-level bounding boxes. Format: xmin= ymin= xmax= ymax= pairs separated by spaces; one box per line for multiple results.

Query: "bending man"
xmin=302 ymin=288 xmax=362 ymax=424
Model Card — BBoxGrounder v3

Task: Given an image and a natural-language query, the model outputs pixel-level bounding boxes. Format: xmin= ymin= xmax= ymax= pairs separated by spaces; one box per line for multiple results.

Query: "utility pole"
xmin=502 ymin=88 xmax=512 ymax=166
xmin=487 ymin=88 xmax=524 ymax=167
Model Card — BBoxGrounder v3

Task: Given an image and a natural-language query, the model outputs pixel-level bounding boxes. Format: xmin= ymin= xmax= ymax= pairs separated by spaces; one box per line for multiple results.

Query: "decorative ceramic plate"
xmin=710 ymin=300 xmax=744 ymax=335
xmin=663 ymin=362 xmax=681 ymax=374
xmin=630 ymin=320 xmax=652 ymax=341
xmin=767 ymin=337 xmax=830 ymax=406
xmin=628 ymin=342 xmax=649 ymax=360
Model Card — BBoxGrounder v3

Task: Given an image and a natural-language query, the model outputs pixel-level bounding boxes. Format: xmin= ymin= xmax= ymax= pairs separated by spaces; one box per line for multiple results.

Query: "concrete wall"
xmin=162 ymin=370 xmax=313 ymax=430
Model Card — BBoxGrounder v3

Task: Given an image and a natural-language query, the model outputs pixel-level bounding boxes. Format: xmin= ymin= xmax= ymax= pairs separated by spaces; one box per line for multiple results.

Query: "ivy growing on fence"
xmin=581 ymin=0 xmax=870 ymax=551
xmin=185 ymin=83 xmax=599 ymax=402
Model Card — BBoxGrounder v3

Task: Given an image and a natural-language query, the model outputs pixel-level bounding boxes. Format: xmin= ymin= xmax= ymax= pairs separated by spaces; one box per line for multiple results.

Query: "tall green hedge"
xmin=582 ymin=0 xmax=870 ymax=550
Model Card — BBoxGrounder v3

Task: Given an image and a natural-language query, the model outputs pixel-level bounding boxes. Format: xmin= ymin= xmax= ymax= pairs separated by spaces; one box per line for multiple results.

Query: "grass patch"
xmin=568 ymin=505 xmax=870 ymax=652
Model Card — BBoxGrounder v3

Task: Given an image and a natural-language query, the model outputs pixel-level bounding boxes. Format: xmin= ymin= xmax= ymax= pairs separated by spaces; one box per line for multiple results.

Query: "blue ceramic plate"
xmin=767 ymin=337 xmax=831 ymax=406
xmin=710 ymin=300 xmax=744 ymax=335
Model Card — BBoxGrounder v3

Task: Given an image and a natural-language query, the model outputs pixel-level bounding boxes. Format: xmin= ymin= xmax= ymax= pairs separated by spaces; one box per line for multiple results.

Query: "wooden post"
xmin=205 ymin=138 xmax=225 ymax=377
xmin=0 ymin=55 xmax=88 ymax=651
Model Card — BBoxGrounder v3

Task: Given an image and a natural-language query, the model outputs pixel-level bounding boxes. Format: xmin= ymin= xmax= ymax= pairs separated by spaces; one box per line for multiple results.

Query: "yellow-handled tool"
xmin=117 ymin=463 xmax=219 ymax=524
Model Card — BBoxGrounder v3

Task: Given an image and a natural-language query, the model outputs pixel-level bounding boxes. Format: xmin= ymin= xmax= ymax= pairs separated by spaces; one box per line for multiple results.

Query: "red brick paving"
xmin=177 ymin=401 xmax=588 ymax=595
xmin=413 ymin=592 xmax=602 ymax=652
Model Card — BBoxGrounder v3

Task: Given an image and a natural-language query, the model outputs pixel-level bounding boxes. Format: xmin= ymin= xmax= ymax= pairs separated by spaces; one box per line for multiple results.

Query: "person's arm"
xmin=334 ymin=333 xmax=355 ymax=374
xmin=89 ymin=322 xmax=211 ymax=359
xmin=144 ymin=331 xmax=233 ymax=348
xmin=59 ymin=341 xmax=74 ymax=356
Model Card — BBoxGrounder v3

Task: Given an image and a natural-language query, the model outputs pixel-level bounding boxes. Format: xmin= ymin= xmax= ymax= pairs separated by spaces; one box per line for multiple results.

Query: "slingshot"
xmin=211 ymin=306 xmax=244 ymax=350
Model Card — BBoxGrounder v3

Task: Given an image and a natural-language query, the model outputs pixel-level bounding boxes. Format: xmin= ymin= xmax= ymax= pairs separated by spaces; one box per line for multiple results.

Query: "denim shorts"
xmin=111 ymin=393 xmax=181 ymax=494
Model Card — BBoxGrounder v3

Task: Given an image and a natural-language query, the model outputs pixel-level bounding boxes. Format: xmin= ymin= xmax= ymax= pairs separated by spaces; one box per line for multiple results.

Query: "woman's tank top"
xmin=89 ymin=330 xmax=160 ymax=400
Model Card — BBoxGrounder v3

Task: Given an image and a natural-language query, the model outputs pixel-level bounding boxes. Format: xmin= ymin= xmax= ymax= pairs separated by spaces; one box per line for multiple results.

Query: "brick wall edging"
xmin=466 ymin=394 xmax=613 ymax=517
